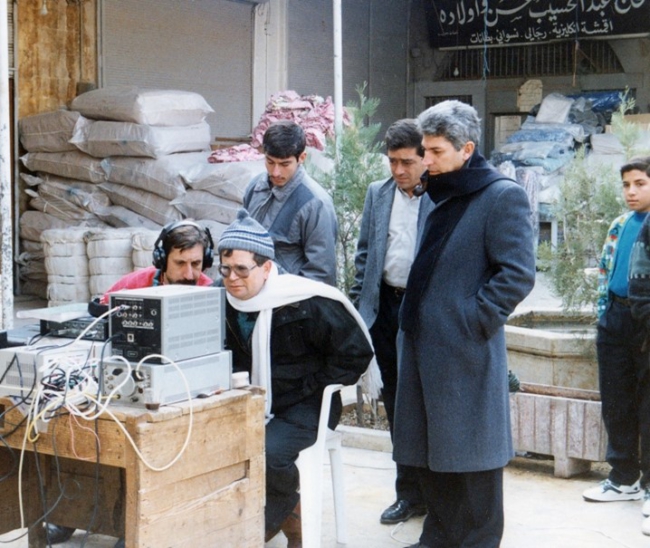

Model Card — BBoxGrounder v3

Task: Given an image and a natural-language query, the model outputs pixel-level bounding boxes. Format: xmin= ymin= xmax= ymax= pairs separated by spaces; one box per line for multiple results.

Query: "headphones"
xmin=413 ymin=171 xmax=428 ymax=197
xmin=152 ymin=220 xmax=214 ymax=272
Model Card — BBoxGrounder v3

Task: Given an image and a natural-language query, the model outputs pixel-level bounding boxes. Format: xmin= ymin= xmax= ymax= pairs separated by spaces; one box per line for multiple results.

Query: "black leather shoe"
xmin=264 ymin=527 xmax=281 ymax=542
xmin=45 ymin=524 xmax=76 ymax=544
xmin=380 ymin=499 xmax=427 ymax=524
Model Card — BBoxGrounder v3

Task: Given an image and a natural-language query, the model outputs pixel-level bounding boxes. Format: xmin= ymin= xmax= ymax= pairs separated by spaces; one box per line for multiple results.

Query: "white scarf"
xmin=226 ymin=263 xmax=382 ymax=421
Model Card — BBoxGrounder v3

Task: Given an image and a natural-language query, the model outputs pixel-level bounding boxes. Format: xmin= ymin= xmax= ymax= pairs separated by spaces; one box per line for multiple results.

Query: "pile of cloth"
xmin=491 ymin=91 xmax=634 ymax=243
xmin=208 ymin=90 xmax=348 ymax=164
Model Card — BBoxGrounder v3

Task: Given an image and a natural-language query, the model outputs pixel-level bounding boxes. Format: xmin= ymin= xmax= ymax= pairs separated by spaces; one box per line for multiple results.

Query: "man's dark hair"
xmin=262 ymin=120 xmax=306 ymax=160
xmin=163 ymin=224 xmax=210 ymax=256
xmin=385 ymin=119 xmax=424 ymax=157
xmin=621 ymin=156 xmax=650 ymax=178
xmin=220 ymin=248 xmax=271 ymax=266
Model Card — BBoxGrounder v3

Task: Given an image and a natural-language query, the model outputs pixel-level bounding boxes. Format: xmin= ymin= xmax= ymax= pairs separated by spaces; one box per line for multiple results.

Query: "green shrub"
xmin=543 ymin=92 xmax=645 ymax=310
xmin=307 ymin=84 xmax=390 ymax=294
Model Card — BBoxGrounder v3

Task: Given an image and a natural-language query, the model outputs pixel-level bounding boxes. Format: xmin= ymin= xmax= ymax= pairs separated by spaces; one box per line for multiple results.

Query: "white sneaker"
xmin=642 ymin=515 xmax=650 ymax=536
xmin=582 ymin=479 xmax=643 ymax=502
xmin=643 ymin=488 xmax=650 ymax=517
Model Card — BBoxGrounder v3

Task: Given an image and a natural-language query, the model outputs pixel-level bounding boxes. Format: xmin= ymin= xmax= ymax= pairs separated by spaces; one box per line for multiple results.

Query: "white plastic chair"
xmin=296 ymin=383 xmax=348 ymax=547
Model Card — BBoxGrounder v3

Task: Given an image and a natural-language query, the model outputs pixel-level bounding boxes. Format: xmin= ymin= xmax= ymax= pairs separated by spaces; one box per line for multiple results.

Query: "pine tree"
xmin=307 ymin=84 xmax=390 ymax=294
xmin=539 ymin=91 xmax=648 ymax=310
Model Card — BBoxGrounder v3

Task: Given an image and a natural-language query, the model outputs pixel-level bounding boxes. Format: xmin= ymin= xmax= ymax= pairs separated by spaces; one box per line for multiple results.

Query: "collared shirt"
xmin=383 ymin=187 xmax=421 ymax=288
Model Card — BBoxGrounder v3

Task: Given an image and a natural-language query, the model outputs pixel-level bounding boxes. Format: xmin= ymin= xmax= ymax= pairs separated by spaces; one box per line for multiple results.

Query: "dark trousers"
xmin=417 ymin=467 xmax=504 ymax=548
xmin=265 ymin=398 xmax=321 ymax=533
xmin=370 ymin=280 xmax=423 ymax=504
xmin=597 ymin=299 xmax=650 ymax=487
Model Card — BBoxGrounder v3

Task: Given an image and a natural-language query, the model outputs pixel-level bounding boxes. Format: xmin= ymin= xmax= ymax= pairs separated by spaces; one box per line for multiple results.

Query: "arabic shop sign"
xmin=425 ymin=0 xmax=649 ymax=48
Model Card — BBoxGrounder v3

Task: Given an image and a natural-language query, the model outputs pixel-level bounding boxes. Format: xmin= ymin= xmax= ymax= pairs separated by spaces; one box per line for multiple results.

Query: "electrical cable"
xmin=0 ymin=353 xmax=38 ymax=405
xmin=16 ymin=395 xmax=38 ymax=532
xmin=1 ymin=304 xmax=196 ymax=541
xmin=83 ymin=352 xmax=194 ymax=472
xmin=6 ymin=330 xmax=109 ymax=536
xmin=71 ymin=305 xmax=122 ymax=345
xmin=388 ymin=520 xmax=420 ymax=545
xmin=0 ymin=435 xmax=18 ymax=482
xmin=33 ymin=420 xmax=81 ymax=548
xmin=23 ymin=350 xmax=193 ymax=471
xmin=0 ymin=394 xmax=31 ymax=439
xmin=97 ymin=333 xmax=123 ymax=397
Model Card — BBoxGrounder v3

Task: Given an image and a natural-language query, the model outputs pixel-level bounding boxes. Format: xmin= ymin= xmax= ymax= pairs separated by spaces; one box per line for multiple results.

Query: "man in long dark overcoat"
xmin=394 ymin=100 xmax=536 ymax=547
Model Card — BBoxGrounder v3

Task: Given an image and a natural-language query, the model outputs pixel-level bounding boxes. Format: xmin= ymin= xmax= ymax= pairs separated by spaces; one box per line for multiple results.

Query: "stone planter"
xmin=506 ymin=311 xmax=606 ymax=477
xmin=510 ymin=386 xmax=607 ymax=478
xmin=506 ymin=310 xmax=597 ymax=390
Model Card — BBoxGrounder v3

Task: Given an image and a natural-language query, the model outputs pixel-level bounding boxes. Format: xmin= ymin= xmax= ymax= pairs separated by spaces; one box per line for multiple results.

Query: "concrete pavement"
xmin=2 ymin=447 xmax=645 ymax=547
xmin=269 ymin=448 xmax=647 ymax=548
xmin=6 ymin=273 xmax=647 ymax=547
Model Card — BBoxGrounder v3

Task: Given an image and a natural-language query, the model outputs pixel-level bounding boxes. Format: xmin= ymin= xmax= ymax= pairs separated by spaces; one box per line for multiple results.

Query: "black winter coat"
xmin=225 ymin=296 xmax=373 ymax=426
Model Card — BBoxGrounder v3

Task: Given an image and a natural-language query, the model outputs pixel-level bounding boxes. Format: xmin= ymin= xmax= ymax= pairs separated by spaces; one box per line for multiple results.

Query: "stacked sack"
xmin=131 ymin=230 xmax=160 ymax=271
xmin=41 ymin=228 xmax=90 ymax=306
xmin=39 ymin=227 xmax=168 ymax=306
xmin=17 ymin=87 xmax=341 ymax=304
xmin=17 ymin=88 xmax=221 ymax=303
xmin=86 ymin=228 xmax=143 ymax=301
xmin=18 ymin=110 xmax=110 ymax=298
xmin=177 ymin=159 xmax=265 ymax=226
xmin=16 ymin=212 xmax=49 ymax=299
xmin=70 ymin=87 xmax=215 ymax=228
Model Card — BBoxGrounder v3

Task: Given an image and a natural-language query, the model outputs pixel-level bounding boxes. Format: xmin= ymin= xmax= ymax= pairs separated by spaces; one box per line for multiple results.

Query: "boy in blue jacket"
xmin=584 ymin=156 xmax=650 ymax=537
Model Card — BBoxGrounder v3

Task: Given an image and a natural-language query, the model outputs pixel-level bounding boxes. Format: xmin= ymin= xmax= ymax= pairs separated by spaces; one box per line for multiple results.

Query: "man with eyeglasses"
xmin=217 ymin=209 xmax=378 ymax=548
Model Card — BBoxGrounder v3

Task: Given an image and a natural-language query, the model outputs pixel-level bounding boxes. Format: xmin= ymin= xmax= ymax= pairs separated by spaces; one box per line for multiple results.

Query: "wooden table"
xmin=0 ymin=389 xmax=265 ymax=547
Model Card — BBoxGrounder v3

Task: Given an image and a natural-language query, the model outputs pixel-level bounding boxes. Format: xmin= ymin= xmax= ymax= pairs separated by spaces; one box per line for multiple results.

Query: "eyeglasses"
xmin=218 ymin=263 xmax=259 ymax=279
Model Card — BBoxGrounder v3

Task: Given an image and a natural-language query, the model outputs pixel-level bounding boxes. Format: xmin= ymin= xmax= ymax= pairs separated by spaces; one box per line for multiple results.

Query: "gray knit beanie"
xmin=217 ymin=209 xmax=275 ymax=260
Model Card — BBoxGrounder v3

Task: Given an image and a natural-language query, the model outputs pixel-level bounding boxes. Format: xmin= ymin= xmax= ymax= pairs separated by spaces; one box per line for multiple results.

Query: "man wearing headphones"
xmin=50 ymin=221 xmax=215 ymax=545
xmin=97 ymin=220 xmax=214 ymax=305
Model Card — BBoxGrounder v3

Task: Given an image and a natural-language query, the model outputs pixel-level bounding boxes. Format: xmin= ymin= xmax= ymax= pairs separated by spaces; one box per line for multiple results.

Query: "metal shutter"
xmin=7 ymin=0 xmax=13 ymax=72
xmin=287 ymin=0 xmax=408 ymax=134
xmin=100 ymin=0 xmax=254 ymax=140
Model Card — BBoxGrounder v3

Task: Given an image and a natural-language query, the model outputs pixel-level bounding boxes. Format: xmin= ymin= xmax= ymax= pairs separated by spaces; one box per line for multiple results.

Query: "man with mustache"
xmin=98 ymin=219 xmax=214 ymax=305
xmin=351 ymin=118 xmax=433 ymax=525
